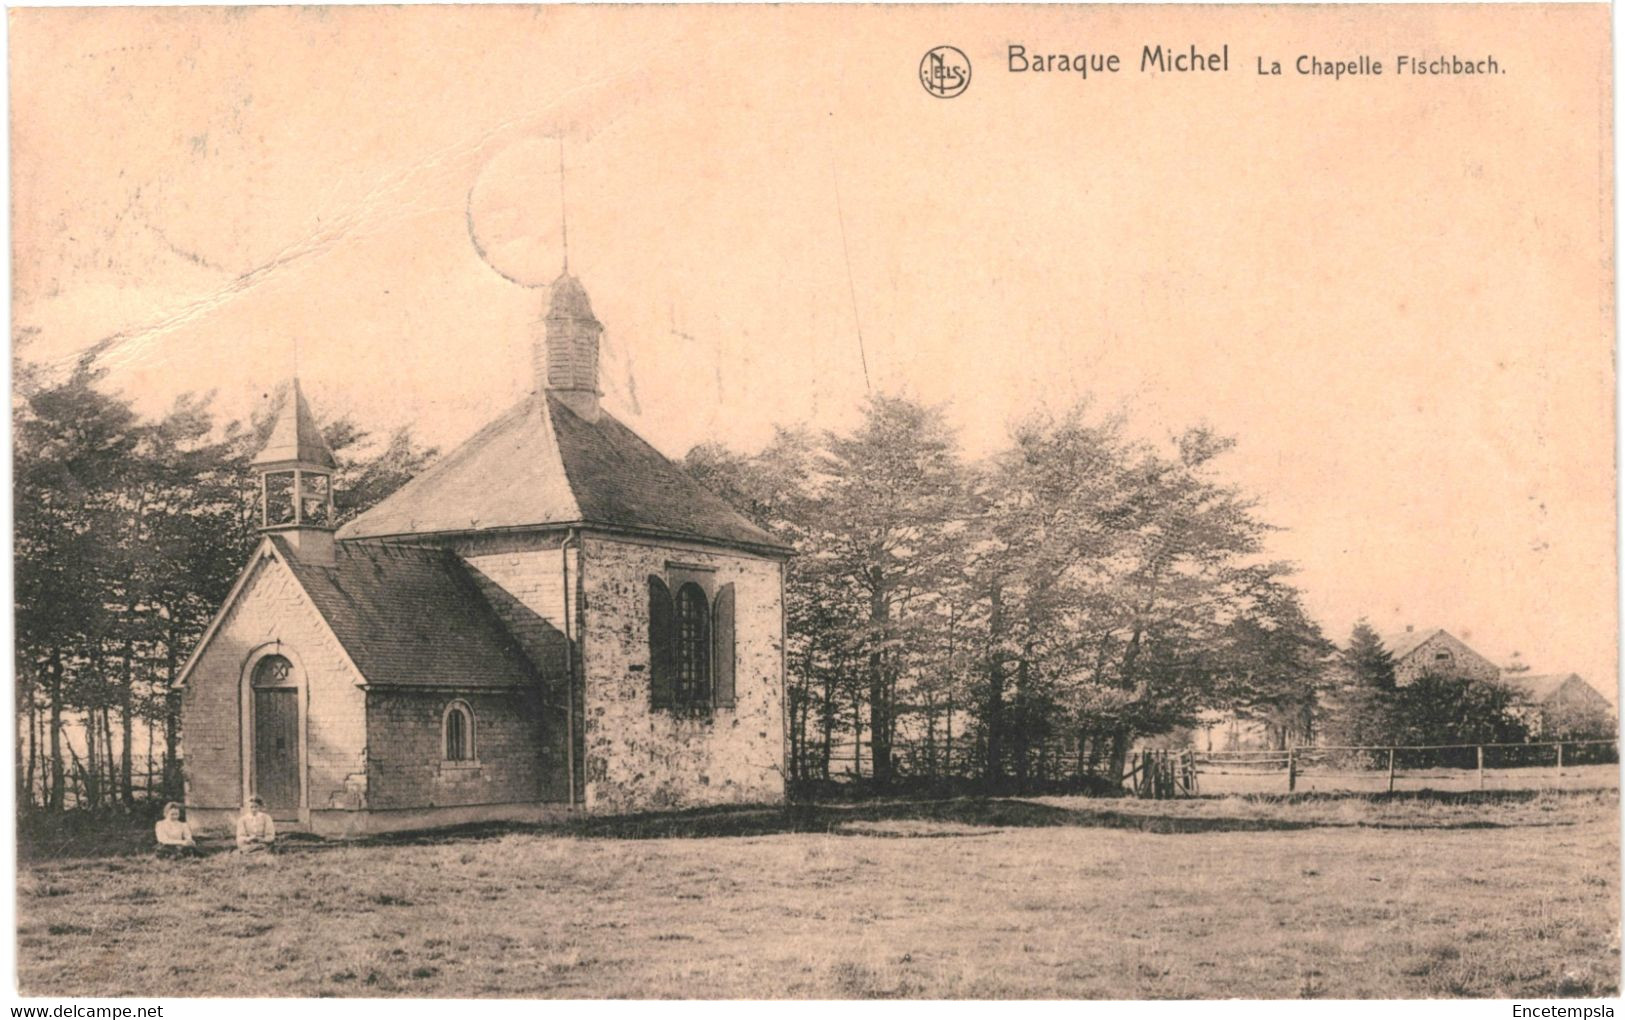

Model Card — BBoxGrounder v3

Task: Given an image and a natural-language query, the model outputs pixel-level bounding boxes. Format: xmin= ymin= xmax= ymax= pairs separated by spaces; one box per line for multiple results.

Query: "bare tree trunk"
xmin=35 ymin=700 xmax=48 ymax=808
xmin=103 ymin=707 xmax=119 ymax=809
xmin=852 ymin=688 xmax=863 ymax=778
xmin=1108 ymin=728 xmax=1132 ymax=788
xmin=922 ymin=693 xmax=936 ymax=776
xmin=1013 ymin=654 xmax=1031 ymax=792
xmin=25 ymin=694 xmax=38 ymax=810
xmin=48 ymin=649 xmax=64 ymax=812
xmin=819 ymin=666 xmax=836 ymax=780
xmin=85 ymin=709 xmax=101 ymax=809
xmin=867 ymin=571 xmax=893 ymax=786
xmin=164 ymin=619 xmax=182 ymax=800
xmin=15 ymin=701 xmax=26 ymax=808
xmin=119 ymin=683 xmax=135 ymax=807
xmin=66 ymin=740 xmax=88 ymax=810
xmin=984 ymin=580 xmax=1006 ymax=787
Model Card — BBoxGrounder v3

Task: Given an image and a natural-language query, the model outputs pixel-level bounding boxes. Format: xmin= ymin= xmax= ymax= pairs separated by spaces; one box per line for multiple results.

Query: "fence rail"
xmin=803 ymin=736 xmax=1618 ymax=798
xmin=1193 ymin=739 xmax=1618 ymax=796
xmin=18 ymin=763 xmax=175 ymax=813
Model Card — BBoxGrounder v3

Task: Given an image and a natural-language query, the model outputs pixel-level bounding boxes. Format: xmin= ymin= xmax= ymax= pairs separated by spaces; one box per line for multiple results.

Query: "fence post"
xmin=1287 ymin=747 xmax=1297 ymax=793
xmin=1386 ymin=748 xmax=1396 ymax=795
xmin=1477 ymin=745 xmax=1485 ymax=790
xmin=1556 ymin=742 xmax=1564 ymax=775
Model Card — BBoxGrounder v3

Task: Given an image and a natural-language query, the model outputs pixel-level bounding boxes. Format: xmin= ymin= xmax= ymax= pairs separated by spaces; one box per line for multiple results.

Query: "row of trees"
xmin=685 ymin=395 xmax=1335 ymax=790
xmin=23 ymin=362 xmax=1586 ymax=810
xmin=14 ymin=358 xmax=435 ymax=812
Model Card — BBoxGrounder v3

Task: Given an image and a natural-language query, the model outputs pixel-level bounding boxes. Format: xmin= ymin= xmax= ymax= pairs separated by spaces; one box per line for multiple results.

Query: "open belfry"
xmin=178 ymin=268 xmax=790 ymax=836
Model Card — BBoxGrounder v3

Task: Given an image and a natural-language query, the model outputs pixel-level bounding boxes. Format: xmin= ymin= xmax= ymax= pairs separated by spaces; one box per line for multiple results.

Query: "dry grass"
xmin=16 ymin=789 xmax=1620 ymax=998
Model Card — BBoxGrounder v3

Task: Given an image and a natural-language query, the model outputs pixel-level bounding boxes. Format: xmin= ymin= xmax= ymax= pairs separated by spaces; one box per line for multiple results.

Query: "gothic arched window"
xmin=443 ymin=701 xmax=474 ymax=762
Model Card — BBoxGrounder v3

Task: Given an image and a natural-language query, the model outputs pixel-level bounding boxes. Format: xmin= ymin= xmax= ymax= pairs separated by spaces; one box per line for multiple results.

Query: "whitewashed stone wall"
xmin=180 ymin=547 xmax=369 ymax=818
xmin=579 ymin=535 xmax=785 ymax=812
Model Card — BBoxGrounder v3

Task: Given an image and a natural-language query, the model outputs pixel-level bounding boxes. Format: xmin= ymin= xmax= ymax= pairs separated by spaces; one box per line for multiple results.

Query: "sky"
xmin=11 ymin=5 xmax=1616 ymax=698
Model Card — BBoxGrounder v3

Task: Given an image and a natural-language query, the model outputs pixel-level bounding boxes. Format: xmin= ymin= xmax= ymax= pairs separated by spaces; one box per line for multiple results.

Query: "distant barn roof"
xmin=336 ymin=392 xmax=787 ymax=552
xmin=1496 ymin=672 xmax=1581 ymax=704
xmin=1380 ymin=628 xmax=1444 ymax=661
xmin=271 ymin=536 xmax=537 ymax=688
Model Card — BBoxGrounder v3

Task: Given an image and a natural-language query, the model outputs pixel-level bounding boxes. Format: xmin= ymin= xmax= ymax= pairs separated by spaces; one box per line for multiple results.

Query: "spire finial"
xmin=558 ymin=135 xmax=570 ymax=273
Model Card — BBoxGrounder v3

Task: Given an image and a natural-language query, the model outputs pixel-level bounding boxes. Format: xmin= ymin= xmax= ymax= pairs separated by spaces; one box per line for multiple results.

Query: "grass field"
xmin=16 ymin=789 xmax=1620 ymax=999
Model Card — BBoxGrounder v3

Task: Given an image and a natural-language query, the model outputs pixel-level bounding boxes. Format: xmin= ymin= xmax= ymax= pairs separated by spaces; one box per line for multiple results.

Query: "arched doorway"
xmin=250 ymin=654 xmax=301 ymax=816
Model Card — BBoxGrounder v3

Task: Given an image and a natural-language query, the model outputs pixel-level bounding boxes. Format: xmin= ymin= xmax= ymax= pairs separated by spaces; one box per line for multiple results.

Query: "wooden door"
xmin=253 ymin=688 xmax=301 ymax=816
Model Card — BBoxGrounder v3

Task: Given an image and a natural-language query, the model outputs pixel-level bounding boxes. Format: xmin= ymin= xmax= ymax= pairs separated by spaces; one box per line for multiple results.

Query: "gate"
xmin=1127 ymin=748 xmax=1198 ymax=798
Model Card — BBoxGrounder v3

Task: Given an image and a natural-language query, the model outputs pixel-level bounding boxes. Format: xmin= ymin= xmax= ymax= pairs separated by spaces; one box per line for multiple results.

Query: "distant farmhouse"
xmin=1384 ymin=626 xmax=1612 ymax=737
xmin=1198 ymin=625 xmax=1612 ymax=750
xmin=1379 ymin=626 xmax=1501 ymax=686
xmin=1497 ymin=671 xmax=1614 ymax=739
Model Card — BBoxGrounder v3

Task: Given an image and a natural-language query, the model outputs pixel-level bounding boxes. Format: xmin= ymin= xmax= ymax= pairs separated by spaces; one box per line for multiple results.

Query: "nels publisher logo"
xmin=920 ymin=45 xmax=971 ymax=98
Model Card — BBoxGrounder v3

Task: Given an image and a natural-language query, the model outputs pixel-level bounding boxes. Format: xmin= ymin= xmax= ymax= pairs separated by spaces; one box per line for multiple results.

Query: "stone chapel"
xmin=178 ymin=272 xmax=790 ymax=836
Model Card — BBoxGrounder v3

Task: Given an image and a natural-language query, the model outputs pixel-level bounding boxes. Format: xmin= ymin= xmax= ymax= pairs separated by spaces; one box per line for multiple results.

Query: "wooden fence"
xmin=1193 ymin=739 xmax=1619 ymax=796
xmin=812 ymin=735 xmax=1617 ymax=798
xmin=19 ymin=762 xmax=176 ymax=813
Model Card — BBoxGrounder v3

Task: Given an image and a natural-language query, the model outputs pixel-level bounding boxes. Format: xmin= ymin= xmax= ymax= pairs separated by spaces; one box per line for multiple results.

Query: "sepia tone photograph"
xmin=8 ymin=2 xmax=1619 ymax=1002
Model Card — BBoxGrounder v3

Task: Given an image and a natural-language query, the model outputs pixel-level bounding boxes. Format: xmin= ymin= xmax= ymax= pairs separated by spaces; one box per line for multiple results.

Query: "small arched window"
xmin=675 ymin=583 xmax=711 ymax=708
xmin=443 ymin=701 xmax=474 ymax=762
xmin=252 ymin=654 xmax=293 ymax=687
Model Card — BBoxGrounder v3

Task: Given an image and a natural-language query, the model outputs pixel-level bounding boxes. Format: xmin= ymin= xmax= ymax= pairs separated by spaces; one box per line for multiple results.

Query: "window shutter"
xmin=649 ymin=576 xmax=675 ymax=709
xmin=713 ymin=582 xmax=736 ymax=708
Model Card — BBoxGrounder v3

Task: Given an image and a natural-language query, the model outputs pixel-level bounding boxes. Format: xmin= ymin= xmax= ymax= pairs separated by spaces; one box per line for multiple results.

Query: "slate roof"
xmin=269 ymin=536 xmax=537 ymax=689
xmin=336 ymin=392 xmax=787 ymax=552
xmin=253 ymin=378 xmax=337 ymax=469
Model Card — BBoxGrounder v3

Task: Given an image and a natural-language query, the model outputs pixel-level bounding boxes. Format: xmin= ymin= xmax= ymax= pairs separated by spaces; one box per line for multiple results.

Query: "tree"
xmin=15 ymin=361 xmax=140 ymax=810
xmin=1541 ymin=698 xmax=1618 ymax=742
xmin=1060 ymin=425 xmax=1291 ymax=780
xmin=1214 ymin=585 xmax=1336 ymax=750
xmin=815 ymin=396 xmax=966 ymax=786
xmin=964 ymin=406 xmax=1131 ymax=787
xmin=1390 ymin=671 xmax=1530 ymax=747
xmin=688 ymin=394 xmax=1327 ymax=793
xmin=1321 ymin=621 xmax=1398 ymax=749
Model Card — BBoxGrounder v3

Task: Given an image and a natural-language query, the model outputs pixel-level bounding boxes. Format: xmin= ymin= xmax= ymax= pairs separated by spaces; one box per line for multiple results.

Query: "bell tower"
xmin=538 ymin=270 xmax=603 ymax=421
xmin=252 ymin=377 xmax=338 ymax=564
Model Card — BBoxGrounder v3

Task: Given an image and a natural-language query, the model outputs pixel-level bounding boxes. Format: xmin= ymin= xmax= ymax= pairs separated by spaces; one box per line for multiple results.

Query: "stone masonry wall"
xmin=1394 ymin=631 xmax=1502 ymax=686
xmin=365 ymin=688 xmax=546 ymax=809
xmin=580 ymin=535 xmax=785 ymax=812
xmin=180 ymin=548 xmax=368 ymax=816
